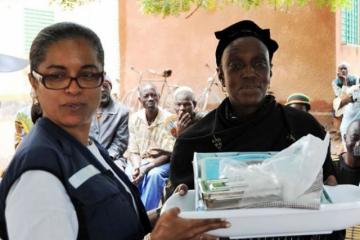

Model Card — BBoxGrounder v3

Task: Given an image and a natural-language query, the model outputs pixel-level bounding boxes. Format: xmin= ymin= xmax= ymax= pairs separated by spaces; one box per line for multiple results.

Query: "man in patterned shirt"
xmin=126 ymin=83 xmax=175 ymax=210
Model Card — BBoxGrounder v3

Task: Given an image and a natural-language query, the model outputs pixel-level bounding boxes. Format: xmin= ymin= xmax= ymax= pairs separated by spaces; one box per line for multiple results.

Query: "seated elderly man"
xmin=332 ymin=63 xmax=360 ymax=141
xmin=89 ymin=75 xmax=129 ymax=170
xmin=332 ymin=62 xmax=358 ymax=98
xmin=126 ymin=83 xmax=175 ymax=210
xmin=164 ymin=86 xmax=206 ymax=138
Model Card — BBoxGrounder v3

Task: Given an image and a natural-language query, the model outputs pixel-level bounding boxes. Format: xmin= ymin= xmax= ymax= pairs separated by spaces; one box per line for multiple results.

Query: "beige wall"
xmin=119 ymin=1 xmax=336 ymax=111
xmin=336 ymin=11 xmax=360 ymax=79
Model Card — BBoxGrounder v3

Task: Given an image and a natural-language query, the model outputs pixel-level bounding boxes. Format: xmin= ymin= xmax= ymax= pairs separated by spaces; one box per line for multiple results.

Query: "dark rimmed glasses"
xmin=31 ymin=70 xmax=104 ymax=90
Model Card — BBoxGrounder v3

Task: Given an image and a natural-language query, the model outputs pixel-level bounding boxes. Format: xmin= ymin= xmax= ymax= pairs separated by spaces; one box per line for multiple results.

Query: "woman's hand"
xmin=324 ymin=175 xmax=337 ymax=186
xmin=150 ymin=207 xmax=230 ymax=240
xmin=174 ymin=184 xmax=188 ymax=196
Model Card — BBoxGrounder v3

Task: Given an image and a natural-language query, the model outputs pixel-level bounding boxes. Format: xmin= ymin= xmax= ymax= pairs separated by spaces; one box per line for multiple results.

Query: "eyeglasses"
xmin=31 ymin=70 xmax=104 ymax=90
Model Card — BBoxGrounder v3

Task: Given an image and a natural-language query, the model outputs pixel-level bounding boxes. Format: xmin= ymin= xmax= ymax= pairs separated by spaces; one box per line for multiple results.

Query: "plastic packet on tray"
xmin=194 ymin=134 xmax=330 ymax=210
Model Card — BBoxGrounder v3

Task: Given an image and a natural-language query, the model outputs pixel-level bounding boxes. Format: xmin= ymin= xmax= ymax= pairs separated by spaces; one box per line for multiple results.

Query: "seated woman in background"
xmin=14 ymin=99 xmax=42 ymax=149
xmin=0 ymin=22 xmax=229 ymax=240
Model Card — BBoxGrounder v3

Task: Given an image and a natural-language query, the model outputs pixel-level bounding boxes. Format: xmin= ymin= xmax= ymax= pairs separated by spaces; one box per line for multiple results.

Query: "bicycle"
xmin=197 ymin=64 xmax=227 ymax=111
xmin=121 ymin=66 xmax=178 ymax=113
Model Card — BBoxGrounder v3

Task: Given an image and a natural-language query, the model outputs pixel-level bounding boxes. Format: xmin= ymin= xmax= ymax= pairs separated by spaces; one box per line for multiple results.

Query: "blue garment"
xmin=126 ymin=162 xmax=170 ymax=211
xmin=0 ymin=118 xmax=151 ymax=240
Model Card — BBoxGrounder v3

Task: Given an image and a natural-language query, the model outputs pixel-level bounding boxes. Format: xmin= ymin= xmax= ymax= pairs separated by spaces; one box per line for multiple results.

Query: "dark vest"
xmin=0 ymin=118 xmax=151 ymax=240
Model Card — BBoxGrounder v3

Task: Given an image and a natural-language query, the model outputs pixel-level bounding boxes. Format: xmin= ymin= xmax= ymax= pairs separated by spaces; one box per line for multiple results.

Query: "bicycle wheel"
xmin=155 ymin=82 xmax=175 ymax=112
xmin=121 ymin=88 xmax=140 ymax=113
xmin=198 ymin=85 xmax=225 ymax=111
xmin=197 ymin=90 xmax=210 ymax=112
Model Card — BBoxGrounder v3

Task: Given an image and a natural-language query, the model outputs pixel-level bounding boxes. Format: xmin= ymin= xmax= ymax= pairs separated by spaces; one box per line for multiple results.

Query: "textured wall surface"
xmin=119 ymin=2 xmax=342 ymax=112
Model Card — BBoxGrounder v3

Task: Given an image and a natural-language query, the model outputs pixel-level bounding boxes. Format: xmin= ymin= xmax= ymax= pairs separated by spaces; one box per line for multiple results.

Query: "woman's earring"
xmin=267 ymin=86 xmax=274 ymax=96
xmin=30 ymin=89 xmax=39 ymax=104
xmin=221 ymin=84 xmax=228 ymax=96
xmin=217 ymin=67 xmax=228 ymax=97
xmin=34 ymin=96 xmax=39 ymax=105
xmin=218 ymin=77 xmax=228 ymax=97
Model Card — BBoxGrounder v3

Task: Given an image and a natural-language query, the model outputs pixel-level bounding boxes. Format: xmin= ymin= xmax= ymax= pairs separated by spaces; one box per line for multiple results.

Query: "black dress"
xmin=170 ymin=96 xmax=335 ymax=189
xmin=170 ymin=96 xmax=340 ymax=240
xmin=335 ymin=154 xmax=360 ymax=185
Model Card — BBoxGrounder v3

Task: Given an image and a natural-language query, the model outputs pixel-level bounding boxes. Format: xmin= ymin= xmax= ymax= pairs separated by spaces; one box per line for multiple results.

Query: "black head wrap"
xmin=215 ymin=20 xmax=279 ymax=66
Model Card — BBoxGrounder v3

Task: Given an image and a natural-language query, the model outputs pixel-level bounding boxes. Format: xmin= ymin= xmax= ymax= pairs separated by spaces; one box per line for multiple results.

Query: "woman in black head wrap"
xmin=170 ymin=19 xmax=339 ymax=240
xmin=170 ymin=19 xmax=337 ymax=196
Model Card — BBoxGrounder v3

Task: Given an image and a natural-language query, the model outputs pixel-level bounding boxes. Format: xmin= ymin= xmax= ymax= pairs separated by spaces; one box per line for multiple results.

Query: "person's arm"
xmin=142 ymin=153 xmax=170 ymax=173
xmin=132 ymin=153 xmax=170 ymax=184
xmin=339 ymin=92 xmax=353 ymax=108
xmin=147 ymin=207 xmax=162 ymax=227
xmin=129 ymin=153 xmax=142 ymax=169
xmin=127 ymin=113 xmax=142 ymax=180
xmin=332 ymin=79 xmax=342 ymax=97
xmin=6 ymin=170 xmax=78 ymax=240
xmin=129 ymin=153 xmax=142 ymax=183
xmin=107 ymin=108 xmax=129 ymax=160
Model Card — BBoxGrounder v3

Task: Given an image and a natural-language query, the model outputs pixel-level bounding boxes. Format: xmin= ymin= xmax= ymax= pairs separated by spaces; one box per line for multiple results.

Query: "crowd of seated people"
xmin=4 ymin=18 xmax=360 ymax=240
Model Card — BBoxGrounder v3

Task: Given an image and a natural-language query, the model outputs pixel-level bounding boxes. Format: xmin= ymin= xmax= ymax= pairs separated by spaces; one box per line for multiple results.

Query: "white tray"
xmin=161 ymin=185 xmax=360 ymax=239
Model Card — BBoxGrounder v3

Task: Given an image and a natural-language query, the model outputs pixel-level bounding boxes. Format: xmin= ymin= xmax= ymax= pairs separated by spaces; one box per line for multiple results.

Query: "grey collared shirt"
xmin=90 ymin=98 xmax=129 ymax=161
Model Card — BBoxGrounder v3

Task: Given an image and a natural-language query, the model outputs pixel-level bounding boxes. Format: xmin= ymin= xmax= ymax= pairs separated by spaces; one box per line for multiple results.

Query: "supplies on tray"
xmin=193 ymin=134 xmax=330 ymax=210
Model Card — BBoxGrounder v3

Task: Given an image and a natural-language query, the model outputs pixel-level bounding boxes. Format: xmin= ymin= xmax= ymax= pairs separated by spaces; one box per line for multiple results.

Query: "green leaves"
xmin=140 ymin=0 xmax=193 ymax=16
xmin=49 ymin=0 xmax=352 ymax=16
xmin=49 ymin=0 xmax=95 ymax=9
xmin=137 ymin=0 xmax=352 ymax=17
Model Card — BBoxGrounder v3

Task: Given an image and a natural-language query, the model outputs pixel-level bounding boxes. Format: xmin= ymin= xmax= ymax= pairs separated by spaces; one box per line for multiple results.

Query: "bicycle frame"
xmin=198 ymin=64 xmax=226 ymax=111
xmin=121 ymin=67 xmax=177 ymax=112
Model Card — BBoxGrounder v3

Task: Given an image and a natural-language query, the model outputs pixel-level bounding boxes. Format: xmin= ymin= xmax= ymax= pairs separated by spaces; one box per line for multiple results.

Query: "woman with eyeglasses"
xmin=0 ymin=22 xmax=229 ymax=240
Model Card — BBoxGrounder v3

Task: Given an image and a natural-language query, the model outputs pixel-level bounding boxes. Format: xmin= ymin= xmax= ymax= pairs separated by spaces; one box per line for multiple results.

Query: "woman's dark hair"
xmin=31 ymin=102 xmax=42 ymax=124
xmin=29 ymin=22 xmax=105 ymax=71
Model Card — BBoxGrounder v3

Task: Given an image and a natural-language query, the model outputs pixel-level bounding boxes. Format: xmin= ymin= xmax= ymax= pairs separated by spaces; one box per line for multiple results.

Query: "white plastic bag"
xmin=215 ymin=134 xmax=330 ymax=209
xmin=262 ymin=133 xmax=329 ymax=201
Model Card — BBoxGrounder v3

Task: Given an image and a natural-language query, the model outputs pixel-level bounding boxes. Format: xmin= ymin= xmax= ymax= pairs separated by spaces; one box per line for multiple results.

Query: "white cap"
xmin=0 ymin=54 xmax=28 ymax=72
